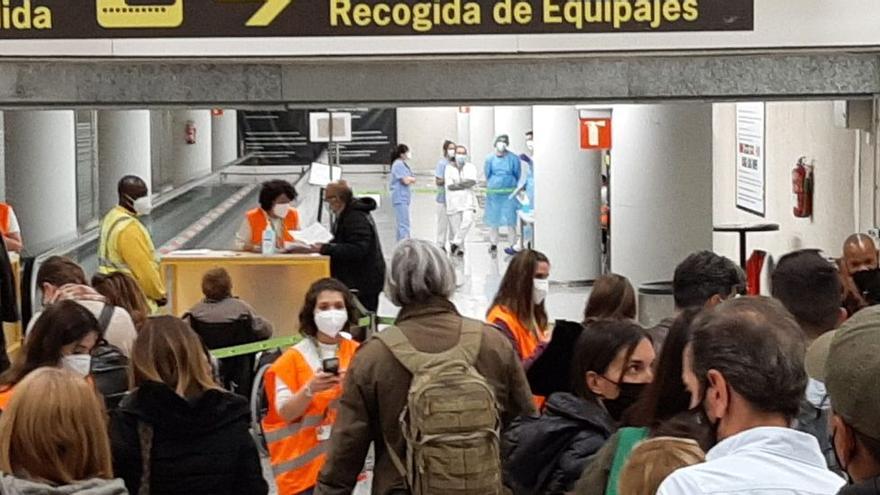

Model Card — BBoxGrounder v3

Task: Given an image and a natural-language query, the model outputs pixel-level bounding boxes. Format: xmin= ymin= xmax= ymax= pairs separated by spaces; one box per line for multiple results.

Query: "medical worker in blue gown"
xmin=483 ymin=134 xmax=521 ymax=255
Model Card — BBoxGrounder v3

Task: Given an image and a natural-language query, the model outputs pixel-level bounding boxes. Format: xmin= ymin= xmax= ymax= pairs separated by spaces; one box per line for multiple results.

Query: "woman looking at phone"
xmin=263 ymin=278 xmax=360 ymax=495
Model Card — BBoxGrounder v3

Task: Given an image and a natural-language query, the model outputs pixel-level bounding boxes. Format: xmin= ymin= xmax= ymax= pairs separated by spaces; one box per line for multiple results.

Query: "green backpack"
xmin=377 ymin=319 xmax=503 ymax=495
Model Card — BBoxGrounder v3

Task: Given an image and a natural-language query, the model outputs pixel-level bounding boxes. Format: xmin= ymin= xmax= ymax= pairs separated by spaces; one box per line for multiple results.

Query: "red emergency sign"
xmin=580 ymin=118 xmax=612 ymax=150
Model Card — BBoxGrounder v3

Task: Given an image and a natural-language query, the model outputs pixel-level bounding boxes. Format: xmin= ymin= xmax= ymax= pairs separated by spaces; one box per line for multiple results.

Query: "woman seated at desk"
xmin=235 ymin=180 xmax=301 ymax=253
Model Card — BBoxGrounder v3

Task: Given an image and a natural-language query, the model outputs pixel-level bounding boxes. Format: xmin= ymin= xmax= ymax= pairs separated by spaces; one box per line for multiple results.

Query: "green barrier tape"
xmin=210 ymin=336 xmax=300 ymax=359
xmin=378 ymin=317 xmax=396 ymax=326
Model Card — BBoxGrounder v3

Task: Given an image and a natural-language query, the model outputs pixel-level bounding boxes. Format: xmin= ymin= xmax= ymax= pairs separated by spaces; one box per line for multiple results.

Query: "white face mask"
xmin=496 ymin=142 xmax=508 ymax=153
xmin=132 ymin=195 xmax=153 ymax=216
xmin=455 ymin=155 xmax=467 ymax=165
xmin=446 ymin=149 xmax=456 ymax=159
xmin=405 ymin=151 xmax=414 ymax=160
xmin=526 ymin=140 xmax=535 ymax=152
xmin=61 ymin=354 xmax=92 ymax=378
xmin=272 ymin=202 xmax=290 ymax=218
xmin=315 ymin=309 xmax=348 ymax=338
xmin=533 ymin=278 xmax=550 ymax=305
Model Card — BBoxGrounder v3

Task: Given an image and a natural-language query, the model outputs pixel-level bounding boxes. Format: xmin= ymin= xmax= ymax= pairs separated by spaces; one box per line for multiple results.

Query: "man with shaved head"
xmin=97 ymin=175 xmax=166 ymax=312
xmin=840 ymin=233 xmax=879 ymax=316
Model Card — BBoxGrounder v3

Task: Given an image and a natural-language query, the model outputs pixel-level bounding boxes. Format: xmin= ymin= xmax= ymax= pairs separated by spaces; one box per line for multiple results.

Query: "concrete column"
xmin=469 ymin=107 xmax=495 ymax=175
xmin=494 ymin=106 xmax=532 ymax=157
xmin=456 ymin=108 xmax=471 ymax=152
xmin=533 ymin=105 xmax=602 ymax=282
xmin=4 ymin=111 xmax=78 ymax=252
xmin=97 ymin=110 xmax=152 ymax=213
xmin=611 ymin=104 xmax=713 ymax=286
xmin=211 ymin=109 xmax=238 ymax=171
xmin=171 ymin=110 xmax=212 ymax=185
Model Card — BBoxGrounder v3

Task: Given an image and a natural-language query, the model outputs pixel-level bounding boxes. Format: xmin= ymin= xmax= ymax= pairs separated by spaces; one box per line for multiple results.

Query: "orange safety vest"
xmin=0 ymin=385 xmax=13 ymax=410
xmin=0 ymin=203 xmax=12 ymax=235
xmin=246 ymin=207 xmax=300 ymax=247
xmin=262 ymin=338 xmax=358 ymax=495
xmin=487 ymin=305 xmax=547 ymax=409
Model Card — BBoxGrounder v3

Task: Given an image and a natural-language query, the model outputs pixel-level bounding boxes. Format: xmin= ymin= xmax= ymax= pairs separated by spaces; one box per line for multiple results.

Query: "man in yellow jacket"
xmin=97 ymin=175 xmax=166 ymax=312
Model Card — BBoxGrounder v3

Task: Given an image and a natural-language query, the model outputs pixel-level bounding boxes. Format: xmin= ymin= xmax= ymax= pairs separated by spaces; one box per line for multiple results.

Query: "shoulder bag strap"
xmin=97 ymin=304 xmax=115 ymax=338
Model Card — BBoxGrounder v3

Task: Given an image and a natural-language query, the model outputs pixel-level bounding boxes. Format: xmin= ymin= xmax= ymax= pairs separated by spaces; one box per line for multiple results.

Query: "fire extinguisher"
xmin=792 ymin=157 xmax=813 ymax=218
xmin=185 ymin=120 xmax=196 ymax=145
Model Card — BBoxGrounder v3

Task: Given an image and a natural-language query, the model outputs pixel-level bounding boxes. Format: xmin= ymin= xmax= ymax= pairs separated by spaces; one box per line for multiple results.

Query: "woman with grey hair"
xmin=385 ymin=239 xmax=456 ymax=307
xmin=316 ymin=239 xmax=536 ymax=494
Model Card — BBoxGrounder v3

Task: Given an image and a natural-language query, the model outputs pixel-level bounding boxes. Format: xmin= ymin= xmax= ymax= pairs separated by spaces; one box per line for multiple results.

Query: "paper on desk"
xmin=168 ymin=249 xmax=213 ymax=256
xmin=292 ymin=223 xmax=334 ymax=245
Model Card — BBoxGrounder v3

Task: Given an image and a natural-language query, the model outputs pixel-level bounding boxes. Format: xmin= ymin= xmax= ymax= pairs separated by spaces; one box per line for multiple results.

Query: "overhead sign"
xmin=580 ymin=118 xmax=612 ymax=150
xmin=735 ymin=102 xmax=766 ymax=217
xmin=0 ymin=0 xmax=752 ymax=38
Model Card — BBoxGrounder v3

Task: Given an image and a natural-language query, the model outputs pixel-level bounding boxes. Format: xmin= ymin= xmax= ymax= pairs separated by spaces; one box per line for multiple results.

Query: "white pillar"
xmin=171 ymin=110 xmax=212 ymax=185
xmin=4 ymin=111 xmax=78 ymax=251
xmin=494 ymin=106 xmax=532 ymax=156
xmin=533 ymin=105 xmax=602 ymax=282
xmin=610 ymin=104 xmax=713 ymax=286
xmin=469 ymin=107 xmax=495 ymax=174
xmin=456 ymin=108 xmax=471 ymax=152
xmin=211 ymin=109 xmax=238 ymax=171
xmin=98 ymin=110 xmax=152 ymax=213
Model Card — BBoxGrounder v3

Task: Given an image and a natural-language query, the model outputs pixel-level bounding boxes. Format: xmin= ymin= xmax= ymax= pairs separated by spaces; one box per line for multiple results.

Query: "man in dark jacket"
xmin=314 ymin=181 xmax=385 ymax=312
xmin=824 ymin=306 xmax=880 ymax=494
xmin=315 ymin=240 xmax=535 ymax=495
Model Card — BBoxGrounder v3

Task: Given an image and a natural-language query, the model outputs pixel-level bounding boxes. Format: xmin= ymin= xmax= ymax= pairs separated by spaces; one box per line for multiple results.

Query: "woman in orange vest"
xmin=236 ymin=179 xmax=301 ymax=252
xmin=0 ymin=201 xmax=23 ymax=253
xmin=263 ymin=278 xmax=361 ymax=495
xmin=0 ymin=300 xmax=99 ymax=410
xmin=487 ymin=249 xmax=551 ymax=407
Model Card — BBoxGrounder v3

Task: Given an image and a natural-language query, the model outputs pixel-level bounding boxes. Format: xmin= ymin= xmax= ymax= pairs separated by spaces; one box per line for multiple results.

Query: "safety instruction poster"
xmin=0 ymin=0 xmax=752 ymax=38
xmin=735 ymin=102 xmax=766 ymax=217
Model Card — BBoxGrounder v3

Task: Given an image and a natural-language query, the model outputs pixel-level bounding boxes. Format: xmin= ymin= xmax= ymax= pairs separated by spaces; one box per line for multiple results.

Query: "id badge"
xmin=316 ymin=424 xmax=333 ymax=442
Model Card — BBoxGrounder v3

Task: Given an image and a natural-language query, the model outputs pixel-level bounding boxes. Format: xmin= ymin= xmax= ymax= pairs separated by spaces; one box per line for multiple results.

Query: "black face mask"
xmin=687 ymin=402 xmax=721 ymax=451
xmin=852 ymin=268 xmax=880 ymax=305
xmin=603 ymin=382 xmax=647 ymax=422
xmin=830 ymin=427 xmax=854 ymax=485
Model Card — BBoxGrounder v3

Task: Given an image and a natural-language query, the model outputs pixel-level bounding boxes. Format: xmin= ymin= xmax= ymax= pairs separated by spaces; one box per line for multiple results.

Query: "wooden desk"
xmin=162 ymin=251 xmax=330 ymax=337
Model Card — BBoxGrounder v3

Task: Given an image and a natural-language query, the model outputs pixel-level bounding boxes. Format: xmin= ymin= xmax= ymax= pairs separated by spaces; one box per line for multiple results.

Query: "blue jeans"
xmin=394 ymin=202 xmax=411 ymax=241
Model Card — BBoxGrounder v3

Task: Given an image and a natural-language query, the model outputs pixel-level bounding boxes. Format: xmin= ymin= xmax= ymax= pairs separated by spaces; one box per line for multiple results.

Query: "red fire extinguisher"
xmin=185 ymin=120 xmax=197 ymax=145
xmin=792 ymin=157 xmax=813 ymax=218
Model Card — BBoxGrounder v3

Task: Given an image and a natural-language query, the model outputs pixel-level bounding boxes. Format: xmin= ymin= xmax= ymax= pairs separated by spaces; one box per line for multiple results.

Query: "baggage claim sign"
xmin=0 ymin=0 xmax=752 ymax=37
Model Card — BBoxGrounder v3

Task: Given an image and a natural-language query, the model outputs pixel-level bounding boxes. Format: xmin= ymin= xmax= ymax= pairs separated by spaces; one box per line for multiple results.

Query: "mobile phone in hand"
xmin=322 ymin=357 xmax=340 ymax=376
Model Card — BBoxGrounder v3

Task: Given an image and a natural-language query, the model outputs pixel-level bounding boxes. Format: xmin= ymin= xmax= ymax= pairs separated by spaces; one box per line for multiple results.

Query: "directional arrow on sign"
xmin=246 ymin=0 xmax=292 ymax=26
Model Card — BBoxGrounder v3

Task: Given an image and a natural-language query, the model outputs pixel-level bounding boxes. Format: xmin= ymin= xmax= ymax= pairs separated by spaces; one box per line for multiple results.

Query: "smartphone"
xmin=96 ymin=0 xmax=184 ymax=29
xmin=322 ymin=357 xmax=340 ymax=376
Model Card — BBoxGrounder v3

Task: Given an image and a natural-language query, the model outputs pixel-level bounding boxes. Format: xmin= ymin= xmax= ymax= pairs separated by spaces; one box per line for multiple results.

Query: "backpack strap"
xmin=606 ymin=427 xmax=649 ymax=495
xmin=97 ymin=304 xmax=115 ymax=338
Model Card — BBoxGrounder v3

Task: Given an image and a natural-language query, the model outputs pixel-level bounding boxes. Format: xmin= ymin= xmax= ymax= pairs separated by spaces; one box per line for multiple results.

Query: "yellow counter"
xmin=162 ymin=251 xmax=331 ymax=337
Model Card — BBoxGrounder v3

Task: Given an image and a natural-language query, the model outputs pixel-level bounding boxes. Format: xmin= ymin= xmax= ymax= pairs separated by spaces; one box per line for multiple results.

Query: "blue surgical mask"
xmin=455 ymin=155 xmax=467 ymax=165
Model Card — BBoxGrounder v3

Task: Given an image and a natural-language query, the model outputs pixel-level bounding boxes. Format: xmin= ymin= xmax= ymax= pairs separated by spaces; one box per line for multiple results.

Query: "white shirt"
xmin=444 ymin=162 xmax=478 ymax=214
xmin=657 ymin=427 xmax=845 ymax=495
xmin=4 ymin=208 xmax=19 ymax=235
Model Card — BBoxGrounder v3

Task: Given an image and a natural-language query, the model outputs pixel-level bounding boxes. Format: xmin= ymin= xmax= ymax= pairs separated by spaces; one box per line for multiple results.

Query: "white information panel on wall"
xmin=735 ymin=102 xmax=766 ymax=217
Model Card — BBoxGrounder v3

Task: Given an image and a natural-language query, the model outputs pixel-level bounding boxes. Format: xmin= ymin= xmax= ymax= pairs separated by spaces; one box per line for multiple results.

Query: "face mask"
xmin=496 ymin=142 xmax=507 ymax=153
xmin=455 ymin=155 xmax=467 ymax=165
xmin=131 ymin=195 xmax=152 ymax=216
xmin=446 ymin=149 xmax=456 ymax=159
xmin=61 ymin=354 xmax=92 ymax=378
xmin=830 ymin=427 xmax=854 ymax=485
xmin=272 ymin=202 xmax=290 ymax=218
xmin=852 ymin=268 xmax=880 ymax=305
xmin=603 ymin=382 xmax=647 ymax=422
xmin=314 ymin=309 xmax=348 ymax=338
xmin=526 ymin=140 xmax=534 ymax=152
xmin=405 ymin=151 xmax=414 ymax=160
xmin=533 ymin=278 xmax=549 ymax=305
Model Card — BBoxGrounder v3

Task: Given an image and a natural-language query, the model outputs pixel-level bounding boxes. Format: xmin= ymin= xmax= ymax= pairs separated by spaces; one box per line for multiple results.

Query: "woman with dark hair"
xmin=0 ymin=300 xmax=100 ymax=410
xmin=583 ymin=274 xmax=637 ymax=322
xmin=488 ymin=250 xmax=551 ymax=402
xmin=503 ymin=320 xmax=655 ymax=494
xmin=92 ymin=271 xmax=150 ymax=331
xmin=573 ymin=309 xmax=711 ymax=495
xmin=389 ymin=143 xmax=416 ymax=242
xmin=263 ymin=278 xmax=360 ymax=495
xmin=236 ymin=179 xmax=301 ymax=252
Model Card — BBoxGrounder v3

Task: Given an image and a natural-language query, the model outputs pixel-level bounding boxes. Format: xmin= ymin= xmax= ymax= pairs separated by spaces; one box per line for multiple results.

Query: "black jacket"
xmin=109 ymin=381 xmax=268 ymax=495
xmin=320 ymin=197 xmax=386 ymax=298
xmin=839 ymin=477 xmax=880 ymax=495
xmin=502 ymin=392 xmax=616 ymax=494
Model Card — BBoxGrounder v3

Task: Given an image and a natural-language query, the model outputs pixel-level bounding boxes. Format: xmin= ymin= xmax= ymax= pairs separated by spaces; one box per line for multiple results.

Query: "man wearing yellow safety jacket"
xmin=97 ymin=175 xmax=166 ymax=312
xmin=263 ymin=279 xmax=360 ymax=495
